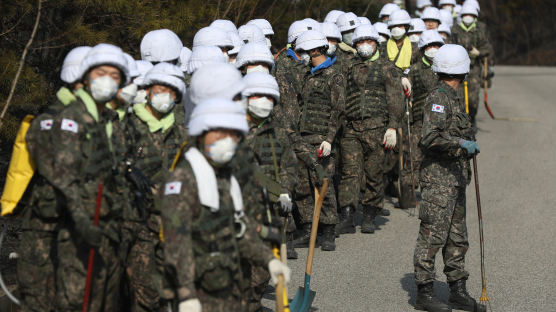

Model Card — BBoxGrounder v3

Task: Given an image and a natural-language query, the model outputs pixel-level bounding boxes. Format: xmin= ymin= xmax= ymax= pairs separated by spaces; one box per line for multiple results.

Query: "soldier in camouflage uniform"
xmin=451 ymin=4 xmax=492 ymax=125
xmin=17 ymin=46 xmax=91 ymax=312
xmin=48 ymin=44 xmax=130 ymax=311
xmin=161 ymin=98 xmax=290 ymax=312
xmin=274 ymin=20 xmax=310 ymax=97
xmin=290 ymin=30 xmax=345 ymax=251
xmin=334 ymin=12 xmax=360 ymax=76
xmin=413 ymin=44 xmax=484 ymax=312
xmin=122 ymin=62 xmax=187 ymax=312
xmin=337 ymin=25 xmax=404 ymax=234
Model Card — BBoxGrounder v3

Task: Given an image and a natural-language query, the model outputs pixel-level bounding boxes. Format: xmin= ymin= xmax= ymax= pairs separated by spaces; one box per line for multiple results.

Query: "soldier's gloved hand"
xmin=82 ymin=225 xmax=103 ymax=247
xmin=277 ymin=193 xmax=293 ymax=214
xmin=268 ymin=259 xmax=291 ymax=286
xmin=401 ymin=77 xmax=412 ymax=97
xmin=178 ymin=298 xmax=201 ymax=312
xmin=318 ymin=141 xmax=331 ymax=158
xmin=470 ymin=47 xmax=480 ymax=58
xmin=383 ymin=128 xmax=397 ymax=150
xmin=459 ymin=139 xmax=480 ymax=155
xmin=126 ymin=164 xmax=152 ymax=195
xmin=312 ymin=163 xmax=326 ymax=186
xmin=258 ymin=225 xmax=282 ymax=245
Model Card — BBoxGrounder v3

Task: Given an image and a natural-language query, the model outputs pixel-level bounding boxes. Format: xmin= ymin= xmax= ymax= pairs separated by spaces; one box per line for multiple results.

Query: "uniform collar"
xmin=459 ymin=21 xmax=476 ymax=32
xmin=74 ymin=88 xmax=100 ymax=122
xmin=311 ymin=55 xmax=336 ymax=75
xmin=105 ymin=102 xmax=127 ymax=121
xmin=422 ymin=56 xmax=432 ymax=67
xmin=363 ymin=50 xmax=381 ymax=63
xmin=133 ymin=103 xmax=175 ymax=133
xmin=56 ymin=87 xmax=77 ymax=106
xmin=286 ymin=48 xmax=301 ymax=62
xmin=438 ymin=80 xmax=459 ymax=97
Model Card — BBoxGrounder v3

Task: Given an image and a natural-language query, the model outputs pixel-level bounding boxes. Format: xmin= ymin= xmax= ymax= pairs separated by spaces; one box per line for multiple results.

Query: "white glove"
xmin=178 ymin=298 xmax=201 ymax=312
xmin=383 ymin=128 xmax=397 ymax=150
xmin=319 ymin=141 xmax=331 ymax=157
xmin=401 ymin=77 xmax=412 ymax=96
xmin=277 ymin=193 xmax=293 ymax=214
xmin=8 ymin=252 xmax=18 ymax=260
xmin=470 ymin=47 xmax=480 ymax=58
xmin=268 ymin=259 xmax=291 ymax=286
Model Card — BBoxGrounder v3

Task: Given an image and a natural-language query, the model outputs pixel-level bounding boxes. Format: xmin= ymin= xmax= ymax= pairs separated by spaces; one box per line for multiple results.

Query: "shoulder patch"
xmin=431 ymin=104 xmax=445 ymax=113
xmin=61 ymin=118 xmax=78 ymax=133
xmin=40 ymin=119 xmax=53 ymax=131
xmin=164 ymin=181 xmax=182 ymax=195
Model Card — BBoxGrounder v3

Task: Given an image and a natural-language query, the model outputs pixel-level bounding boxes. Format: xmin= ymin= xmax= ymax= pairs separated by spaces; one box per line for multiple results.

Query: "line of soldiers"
xmin=11 ymin=0 xmax=491 ymax=311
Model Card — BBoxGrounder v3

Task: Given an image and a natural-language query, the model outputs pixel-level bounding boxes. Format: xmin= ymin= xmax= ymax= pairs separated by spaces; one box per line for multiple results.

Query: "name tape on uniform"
xmin=164 ymin=181 xmax=182 ymax=195
xmin=431 ymin=104 xmax=445 ymax=113
xmin=61 ymin=118 xmax=79 ymax=133
xmin=40 ymin=119 xmax=53 ymax=130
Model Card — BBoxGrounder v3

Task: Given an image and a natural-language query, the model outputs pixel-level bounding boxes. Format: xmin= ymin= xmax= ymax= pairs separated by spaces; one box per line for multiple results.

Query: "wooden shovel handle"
xmin=305 ymin=179 xmax=329 ymax=276
xmin=276 ymin=274 xmax=285 ymax=312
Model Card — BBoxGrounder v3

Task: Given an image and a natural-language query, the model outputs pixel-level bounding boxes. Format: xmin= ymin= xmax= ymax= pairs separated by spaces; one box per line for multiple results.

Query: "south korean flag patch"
xmin=431 ymin=104 xmax=445 ymax=113
xmin=164 ymin=181 xmax=182 ymax=195
xmin=61 ymin=118 xmax=79 ymax=133
xmin=40 ymin=119 xmax=53 ymax=130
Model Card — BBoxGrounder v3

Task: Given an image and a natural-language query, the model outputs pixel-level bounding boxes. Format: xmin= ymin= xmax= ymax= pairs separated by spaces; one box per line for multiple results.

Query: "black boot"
xmin=360 ymin=207 xmax=377 ymax=234
xmin=449 ymin=279 xmax=486 ymax=312
xmin=320 ymin=224 xmax=336 ymax=251
xmin=293 ymin=223 xmax=311 ymax=248
xmin=415 ymin=283 xmax=452 ymax=312
xmin=336 ymin=206 xmax=356 ymax=234
xmin=378 ymin=207 xmax=391 ymax=216
xmin=286 ymin=232 xmax=298 ymax=259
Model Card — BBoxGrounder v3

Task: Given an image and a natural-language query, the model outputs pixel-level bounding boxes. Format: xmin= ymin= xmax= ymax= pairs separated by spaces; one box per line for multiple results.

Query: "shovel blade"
xmin=290 ymin=287 xmax=315 ymax=312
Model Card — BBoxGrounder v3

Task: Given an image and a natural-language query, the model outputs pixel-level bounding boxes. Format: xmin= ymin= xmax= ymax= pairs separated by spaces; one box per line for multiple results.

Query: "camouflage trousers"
xmin=55 ymin=227 xmax=121 ymax=311
xmin=400 ymin=121 xmax=424 ymax=188
xmin=246 ymin=260 xmax=270 ymax=312
xmin=338 ymin=126 xmax=385 ymax=209
xmin=294 ymin=148 xmax=338 ymax=225
xmin=196 ymin=288 xmax=245 ymax=312
xmin=413 ymin=182 xmax=470 ymax=285
xmin=120 ymin=217 xmax=164 ymax=312
xmin=16 ymin=214 xmax=57 ymax=312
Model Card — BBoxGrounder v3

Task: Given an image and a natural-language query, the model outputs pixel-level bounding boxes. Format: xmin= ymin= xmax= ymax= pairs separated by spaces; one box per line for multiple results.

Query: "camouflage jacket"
xmin=419 ymin=81 xmax=475 ymax=187
xmin=274 ymin=48 xmax=306 ymax=96
xmin=409 ymin=57 xmax=438 ymax=123
xmin=451 ymin=21 xmax=492 ymax=67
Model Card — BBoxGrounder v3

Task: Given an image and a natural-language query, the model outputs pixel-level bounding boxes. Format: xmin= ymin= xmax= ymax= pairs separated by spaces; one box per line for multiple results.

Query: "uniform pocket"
xmin=195 ymin=252 xmax=233 ymax=292
xmin=419 ymin=184 xmax=456 ymax=223
xmin=33 ymin=184 xmax=60 ymax=219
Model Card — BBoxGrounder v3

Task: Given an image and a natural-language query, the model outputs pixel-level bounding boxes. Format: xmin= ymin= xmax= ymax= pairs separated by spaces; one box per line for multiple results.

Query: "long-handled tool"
xmin=464 ymin=80 xmax=469 ymax=115
xmin=396 ymin=127 xmax=405 ymax=208
xmin=405 ymin=96 xmax=418 ymax=216
xmin=483 ymin=58 xmax=495 ymax=119
xmin=82 ymin=182 xmax=103 ymax=312
xmin=291 ymin=179 xmax=329 ymax=312
xmin=472 ymin=156 xmax=491 ymax=311
xmin=273 ymin=246 xmax=289 ymax=312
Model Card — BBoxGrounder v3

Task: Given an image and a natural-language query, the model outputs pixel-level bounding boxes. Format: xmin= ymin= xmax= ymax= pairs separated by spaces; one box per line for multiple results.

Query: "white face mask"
xmin=442 ymin=5 xmax=453 ymax=12
xmin=424 ymin=47 xmax=439 ymax=59
xmin=222 ymin=51 xmax=230 ymax=63
xmin=90 ymin=75 xmax=119 ymax=102
xmin=299 ymin=52 xmax=311 ymax=66
xmin=409 ymin=34 xmax=421 ymax=43
xmin=342 ymin=32 xmax=354 ymax=45
xmin=248 ymin=96 xmax=274 ymax=119
xmin=133 ymin=89 xmax=147 ymax=104
xmin=378 ymin=35 xmax=388 ymax=44
xmin=462 ymin=15 xmax=475 ymax=26
xmin=266 ymin=37 xmax=272 ymax=48
xmin=246 ymin=65 xmax=270 ymax=74
xmin=235 ymin=97 xmax=248 ymax=110
xmin=326 ymin=43 xmax=337 ymax=56
xmin=119 ymin=83 xmax=137 ymax=105
xmin=206 ymin=136 xmax=238 ymax=164
xmin=356 ymin=43 xmax=376 ymax=58
xmin=390 ymin=27 xmax=406 ymax=40
xmin=150 ymin=91 xmax=175 ymax=114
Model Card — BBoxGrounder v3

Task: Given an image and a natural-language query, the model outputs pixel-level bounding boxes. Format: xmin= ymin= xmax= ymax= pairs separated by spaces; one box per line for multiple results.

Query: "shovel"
xmin=291 ymin=178 xmax=329 ymax=312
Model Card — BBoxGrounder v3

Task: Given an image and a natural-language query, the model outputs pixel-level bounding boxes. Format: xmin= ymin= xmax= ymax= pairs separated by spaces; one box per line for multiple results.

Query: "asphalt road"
xmin=263 ymin=66 xmax=556 ymax=312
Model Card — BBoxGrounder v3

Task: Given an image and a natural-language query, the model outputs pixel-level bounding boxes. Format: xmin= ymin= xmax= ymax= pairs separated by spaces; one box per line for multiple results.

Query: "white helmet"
xmin=140 ymin=29 xmax=183 ymax=63
xmin=336 ymin=12 xmax=360 ymax=32
xmin=324 ymin=10 xmax=345 ymax=23
xmin=238 ymin=24 xmax=267 ymax=45
xmin=417 ymin=0 xmax=432 ymax=9
xmin=143 ymin=62 xmax=186 ymax=102
xmin=228 ymin=32 xmax=245 ymax=55
xmin=210 ymin=19 xmax=238 ymax=34
xmin=439 ymin=9 xmax=454 ymax=27
xmin=432 ymin=44 xmax=470 ymax=75
xmin=418 ymin=29 xmax=445 ymax=50
xmin=439 ymin=0 xmax=457 ymax=6
xmin=188 ymin=98 xmax=248 ymax=137
xmin=409 ymin=18 xmax=426 ymax=34
xmin=388 ymin=9 xmax=412 ymax=27
xmin=421 ymin=7 xmax=441 ymax=22
xmin=303 ymin=18 xmax=321 ymax=32
xmin=288 ymin=20 xmax=310 ymax=43
xmin=374 ymin=22 xmax=390 ymax=37
xmin=235 ymin=43 xmax=274 ymax=69
xmin=123 ymin=53 xmax=140 ymax=79
xmin=186 ymin=46 xmax=227 ymax=75
xmin=295 ymin=30 xmax=328 ymax=52
xmin=242 ymin=72 xmax=280 ymax=101
xmin=378 ymin=3 xmax=400 ymax=19
xmin=359 ymin=17 xmax=372 ymax=25
xmin=134 ymin=60 xmax=154 ymax=86
xmin=352 ymin=24 xmax=380 ymax=45
xmin=465 ymin=0 xmax=480 ymax=12
xmin=188 ymin=63 xmax=245 ymax=107
xmin=460 ymin=4 xmax=479 ymax=17
xmin=320 ymin=22 xmax=342 ymax=40
xmin=438 ymin=23 xmax=452 ymax=35
xmin=177 ymin=47 xmax=192 ymax=73
xmin=61 ymin=46 xmax=91 ymax=84
xmin=193 ymin=27 xmax=234 ymax=49
xmin=79 ymin=43 xmax=129 ymax=86
xmin=247 ymin=19 xmax=274 ymax=36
